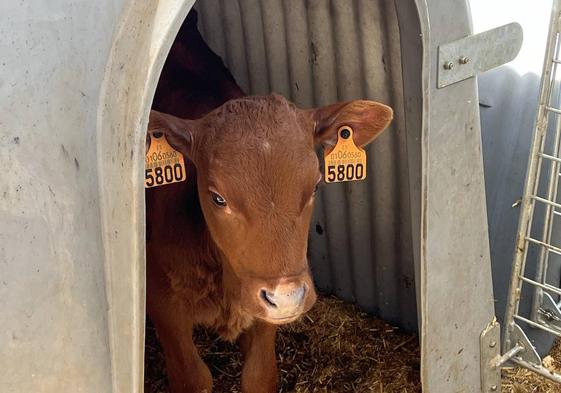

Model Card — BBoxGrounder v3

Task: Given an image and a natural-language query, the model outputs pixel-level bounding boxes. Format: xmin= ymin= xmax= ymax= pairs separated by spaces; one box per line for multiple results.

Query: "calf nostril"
xmin=260 ymin=290 xmax=277 ymax=308
xmin=295 ymin=285 xmax=306 ymax=302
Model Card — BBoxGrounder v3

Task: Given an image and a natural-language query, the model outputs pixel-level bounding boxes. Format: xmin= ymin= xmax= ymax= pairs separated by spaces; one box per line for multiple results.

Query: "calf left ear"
xmin=304 ymin=100 xmax=393 ymax=148
xmin=147 ymin=110 xmax=196 ymax=159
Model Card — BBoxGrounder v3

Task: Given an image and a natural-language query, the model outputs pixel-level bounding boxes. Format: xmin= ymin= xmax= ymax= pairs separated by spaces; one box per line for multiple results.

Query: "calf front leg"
xmin=239 ymin=321 xmax=278 ymax=393
xmin=147 ymin=273 xmax=212 ymax=392
xmin=158 ymin=322 xmax=212 ymax=393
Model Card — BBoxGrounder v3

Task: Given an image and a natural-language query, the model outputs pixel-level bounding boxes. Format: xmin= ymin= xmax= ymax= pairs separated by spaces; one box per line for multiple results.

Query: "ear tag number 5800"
xmin=323 ymin=126 xmax=367 ymax=183
xmin=145 ymin=132 xmax=187 ymax=188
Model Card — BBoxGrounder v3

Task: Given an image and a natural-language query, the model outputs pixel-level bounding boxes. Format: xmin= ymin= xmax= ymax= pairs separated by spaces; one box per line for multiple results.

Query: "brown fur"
xmin=146 ymin=10 xmax=393 ymax=393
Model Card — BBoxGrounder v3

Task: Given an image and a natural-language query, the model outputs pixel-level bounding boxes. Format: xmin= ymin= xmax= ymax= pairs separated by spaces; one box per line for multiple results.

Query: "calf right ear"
xmin=147 ymin=110 xmax=196 ymax=159
xmin=304 ymin=100 xmax=393 ymax=149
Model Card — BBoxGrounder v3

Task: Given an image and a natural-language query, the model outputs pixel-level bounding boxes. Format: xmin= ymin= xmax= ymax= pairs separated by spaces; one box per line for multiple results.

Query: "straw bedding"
xmin=144 ymin=295 xmax=561 ymax=392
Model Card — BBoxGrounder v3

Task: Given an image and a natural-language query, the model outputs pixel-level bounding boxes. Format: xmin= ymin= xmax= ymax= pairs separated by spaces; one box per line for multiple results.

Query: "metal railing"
xmin=502 ymin=0 xmax=561 ymax=384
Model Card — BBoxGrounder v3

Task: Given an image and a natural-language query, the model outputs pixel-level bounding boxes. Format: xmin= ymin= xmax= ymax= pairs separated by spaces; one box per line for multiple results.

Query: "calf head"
xmin=149 ymin=94 xmax=392 ymax=324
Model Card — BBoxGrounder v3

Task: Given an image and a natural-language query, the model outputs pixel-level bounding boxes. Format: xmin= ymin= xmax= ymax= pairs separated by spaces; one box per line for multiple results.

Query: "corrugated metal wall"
xmin=194 ymin=0 xmax=417 ymax=330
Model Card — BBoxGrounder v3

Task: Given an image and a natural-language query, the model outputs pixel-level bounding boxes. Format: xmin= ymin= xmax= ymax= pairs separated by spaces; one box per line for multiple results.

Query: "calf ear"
xmin=147 ymin=110 xmax=196 ymax=159
xmin=305 ymin=100 xmax=393 ymax=148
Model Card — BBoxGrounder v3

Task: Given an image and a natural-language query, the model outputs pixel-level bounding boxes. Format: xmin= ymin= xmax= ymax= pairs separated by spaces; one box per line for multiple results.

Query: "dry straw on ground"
xmin=145 ymin=295 xmax=561 ymax=392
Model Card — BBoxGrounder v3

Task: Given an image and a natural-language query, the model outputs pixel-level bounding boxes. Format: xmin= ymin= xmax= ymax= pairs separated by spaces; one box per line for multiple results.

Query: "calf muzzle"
xmin=258 ymin=280 xmax=311 ymax=323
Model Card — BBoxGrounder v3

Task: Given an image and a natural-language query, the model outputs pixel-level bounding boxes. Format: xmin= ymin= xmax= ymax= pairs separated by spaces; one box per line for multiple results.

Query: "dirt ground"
xmin=145 ymin=295 xmax=561 ymax=392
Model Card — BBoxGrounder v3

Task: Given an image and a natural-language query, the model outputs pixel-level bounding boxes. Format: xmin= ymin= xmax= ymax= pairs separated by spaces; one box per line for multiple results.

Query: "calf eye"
xmin=210 ymin=192 xmax=227 ymax=207
xmin=313 ymin=179 xmax=322 ymax=195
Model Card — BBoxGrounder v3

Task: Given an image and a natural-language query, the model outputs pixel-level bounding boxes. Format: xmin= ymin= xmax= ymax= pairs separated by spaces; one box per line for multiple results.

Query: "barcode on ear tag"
xmin=145 ymin=132 xmax=187 ymax=188
xmin=323 ymin=126 xmax=367 ymax=183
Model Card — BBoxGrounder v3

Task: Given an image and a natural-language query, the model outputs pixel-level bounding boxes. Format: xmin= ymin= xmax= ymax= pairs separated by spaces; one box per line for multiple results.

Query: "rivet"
xmin=459 ymin=56 xmax=470 ymax=64
xmin=340 ymin=128 xmax=351 ymax=139
xmin=490 ymin=385 xmax=497 ymax=391
xmin=489 ymin=341 xmax=496 ymax=348
xmin=443 ymin=61 xmax=454 ymax=70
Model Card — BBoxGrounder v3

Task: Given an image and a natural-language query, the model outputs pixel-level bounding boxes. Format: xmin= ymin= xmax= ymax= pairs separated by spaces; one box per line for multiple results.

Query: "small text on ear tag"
xmin=145 ymin=132 xmax=187 ymax=188
xmin=323 ymin=126 xmax=367 ymax=183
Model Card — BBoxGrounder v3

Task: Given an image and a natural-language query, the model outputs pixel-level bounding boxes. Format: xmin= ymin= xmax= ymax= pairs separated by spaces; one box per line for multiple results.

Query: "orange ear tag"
xmin=145 ymin=132 xmax=187 ymax=188
xmin=323 ymin=126 xmax=367 ymax=183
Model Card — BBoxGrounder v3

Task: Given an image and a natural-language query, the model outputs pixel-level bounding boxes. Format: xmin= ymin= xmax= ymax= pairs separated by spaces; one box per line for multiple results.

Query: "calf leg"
xmin=239 ymin=321 xmax=278 ymax=393
xmin=156 ymin=319 xmax=212 ymax=393
xmin=147 ymin=272 xmax=212 ymax=392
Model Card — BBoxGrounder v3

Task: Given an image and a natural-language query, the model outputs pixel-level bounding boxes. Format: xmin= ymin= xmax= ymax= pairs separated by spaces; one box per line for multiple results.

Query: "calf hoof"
xmin=241 ymin=383 xmax=277 ymax=393
xmin=170 ymin=379 xmax=212 ymax=393
xmin=241 ymin=373 xmax=277 ymax=393
xmin=168 ymin=365 xmax=213 ymax=393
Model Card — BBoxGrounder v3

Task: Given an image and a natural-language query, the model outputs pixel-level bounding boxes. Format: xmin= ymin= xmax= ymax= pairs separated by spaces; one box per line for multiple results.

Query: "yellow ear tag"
xmin=145 ymin=132 xmax=187 ymax=188
xmin=323 ymin=126 xmax=367 ymax=183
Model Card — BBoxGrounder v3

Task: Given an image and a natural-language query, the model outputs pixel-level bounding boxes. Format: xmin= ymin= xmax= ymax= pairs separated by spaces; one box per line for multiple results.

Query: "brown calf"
xmin=146 ymin=10 xmax=393 ymax=393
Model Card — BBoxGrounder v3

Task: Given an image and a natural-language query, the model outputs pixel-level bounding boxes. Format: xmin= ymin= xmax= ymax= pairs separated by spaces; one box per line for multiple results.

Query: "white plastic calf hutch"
xmin=0 ymin=0 xmax=523 ymax=392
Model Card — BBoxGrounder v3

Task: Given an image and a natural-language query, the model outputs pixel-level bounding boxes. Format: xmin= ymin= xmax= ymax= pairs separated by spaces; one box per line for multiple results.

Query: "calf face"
xmin=149 ymin=94 xmax=392 ymax=324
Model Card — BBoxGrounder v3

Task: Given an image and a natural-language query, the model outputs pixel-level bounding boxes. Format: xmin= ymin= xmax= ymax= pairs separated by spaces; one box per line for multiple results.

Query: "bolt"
xmin=459 ymin=56 xmax=470 ymax=64
xmin=340 ymin=128 xmax=351 ymax=139
xmin=443 ymin=61 xmax=454 ymax=70
xmin=490 ymin=385 xmax=497 ymax=391
xmin=489 ymin=341 xmax=496 ymax=348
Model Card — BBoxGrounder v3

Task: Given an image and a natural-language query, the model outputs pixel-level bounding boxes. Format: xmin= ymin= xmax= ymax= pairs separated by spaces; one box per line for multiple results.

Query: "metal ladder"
xmin=500 ymin=0 xmax=561 ymax=384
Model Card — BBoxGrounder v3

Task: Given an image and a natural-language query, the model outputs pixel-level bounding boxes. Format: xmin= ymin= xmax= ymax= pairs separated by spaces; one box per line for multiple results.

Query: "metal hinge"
xmin=481 ymin=318 xmax=551 ymax=393
xmin=536 ymin=292 xmax=561 ymax=333
xmin=480 ymin=320 xmax=542 ymax=393
xmin=437 ymin=23 xmax=523 ymax=88
xmin=480 ymin=319 xmax=501 ymax=393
